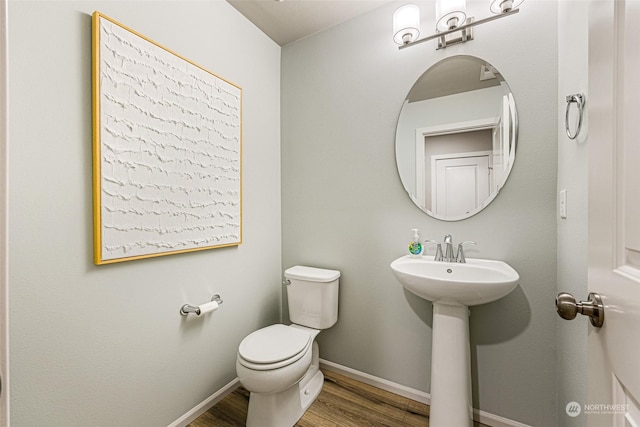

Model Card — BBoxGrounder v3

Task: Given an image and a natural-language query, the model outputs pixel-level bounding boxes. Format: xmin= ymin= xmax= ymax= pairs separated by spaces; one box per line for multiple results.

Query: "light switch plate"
xmin=559 ymin=189 xmax=567 ymax=219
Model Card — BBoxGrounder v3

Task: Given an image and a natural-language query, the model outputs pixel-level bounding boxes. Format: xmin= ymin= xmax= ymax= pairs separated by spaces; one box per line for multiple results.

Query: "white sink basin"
xmin=390 ymin=255 xmax=519 ymax=306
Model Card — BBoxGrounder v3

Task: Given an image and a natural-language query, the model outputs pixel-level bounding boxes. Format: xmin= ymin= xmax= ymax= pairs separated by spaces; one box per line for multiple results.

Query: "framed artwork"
xmin=92 ymin=12 xmax=242 ymax=265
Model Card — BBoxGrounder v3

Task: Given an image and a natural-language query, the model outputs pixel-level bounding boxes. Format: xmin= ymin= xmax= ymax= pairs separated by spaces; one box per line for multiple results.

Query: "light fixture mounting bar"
xmin=398 ymin=8 xmax=519 ymax=50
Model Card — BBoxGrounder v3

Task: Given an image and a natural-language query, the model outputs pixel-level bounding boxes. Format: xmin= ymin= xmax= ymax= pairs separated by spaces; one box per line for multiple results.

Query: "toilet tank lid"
xmin=284 ymin=265 xmax=340 ymax=282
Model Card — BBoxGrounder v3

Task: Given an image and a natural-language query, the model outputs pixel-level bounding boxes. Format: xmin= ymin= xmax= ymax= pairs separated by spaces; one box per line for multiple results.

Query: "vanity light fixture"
xmin=394 ymin=0 xmax=524 ymax=50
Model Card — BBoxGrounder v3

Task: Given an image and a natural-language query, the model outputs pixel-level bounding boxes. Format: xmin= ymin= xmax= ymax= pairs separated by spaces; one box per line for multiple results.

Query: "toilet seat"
xmin=238 ymin=324 xmax=312 ymax=371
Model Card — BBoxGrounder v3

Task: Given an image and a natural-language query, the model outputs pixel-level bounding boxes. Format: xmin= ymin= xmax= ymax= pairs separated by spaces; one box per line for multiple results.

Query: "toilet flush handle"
xmin=283 ymin=278 xmax=291 ymax=286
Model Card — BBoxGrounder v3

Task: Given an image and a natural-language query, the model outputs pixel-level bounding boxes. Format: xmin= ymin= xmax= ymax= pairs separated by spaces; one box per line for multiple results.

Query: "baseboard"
xmin=319 ymin=358 xmax=431 ymax=404
xmin=168 ymin=377 xmax=240 ymax=427
xmin=319 ymin=359 xmax=531 ymax=427
xmin=170 ymin=360 xmax=532 ymax=427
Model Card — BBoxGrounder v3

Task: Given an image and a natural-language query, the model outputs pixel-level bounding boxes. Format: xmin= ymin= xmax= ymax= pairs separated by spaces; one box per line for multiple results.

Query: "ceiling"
xmin=228 ymin=1 xmax=503 ymax=99
xmin=227 ymin=0 xmax=395 ymax=46
xmin=408 ymin=57 xmax=502 ymax=102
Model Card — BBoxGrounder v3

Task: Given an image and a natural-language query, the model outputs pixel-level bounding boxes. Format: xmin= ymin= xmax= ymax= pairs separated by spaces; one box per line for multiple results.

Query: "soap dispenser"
xmin=408 ymin=229 xmax=423 ymax=258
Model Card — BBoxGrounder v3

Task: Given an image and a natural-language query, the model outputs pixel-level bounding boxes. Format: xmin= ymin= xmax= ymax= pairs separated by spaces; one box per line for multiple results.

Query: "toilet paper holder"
xmin=180 ymin=294 xmax=223 ymax=316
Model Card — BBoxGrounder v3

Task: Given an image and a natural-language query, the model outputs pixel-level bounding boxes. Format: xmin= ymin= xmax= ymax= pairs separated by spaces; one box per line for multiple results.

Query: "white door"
xmin=431 ymin=153 xmax=490 ymax=218
xmin=585 ymin=0 xmax=640 ymax=424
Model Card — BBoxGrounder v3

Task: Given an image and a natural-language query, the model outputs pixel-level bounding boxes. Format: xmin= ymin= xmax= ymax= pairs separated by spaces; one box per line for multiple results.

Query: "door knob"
xmin=556 ymin=292 xmax=604 ymax=327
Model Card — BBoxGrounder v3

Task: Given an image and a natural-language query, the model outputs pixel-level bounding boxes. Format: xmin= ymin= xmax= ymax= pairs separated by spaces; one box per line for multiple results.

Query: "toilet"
xmin=236 ymin=265 xmax=340 ymax=427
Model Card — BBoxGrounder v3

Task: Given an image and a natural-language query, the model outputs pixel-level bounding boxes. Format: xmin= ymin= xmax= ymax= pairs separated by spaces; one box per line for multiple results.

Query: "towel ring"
xmin=565 ymin=93 xmax=585 ymax=140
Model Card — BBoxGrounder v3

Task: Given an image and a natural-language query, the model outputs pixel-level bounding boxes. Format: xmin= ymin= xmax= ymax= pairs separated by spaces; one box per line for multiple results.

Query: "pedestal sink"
xmin=390 ymin=255 xmax=519 ymax=427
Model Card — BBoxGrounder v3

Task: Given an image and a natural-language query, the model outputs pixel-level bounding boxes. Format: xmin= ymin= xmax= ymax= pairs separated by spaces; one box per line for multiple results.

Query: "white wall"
xmin=8 ymin=1 xmax=281 ymax=425
xmin=556 ymin=0 xmax=588 ymax=425
xmin=281 ymin=0 xmax=558 ymax=425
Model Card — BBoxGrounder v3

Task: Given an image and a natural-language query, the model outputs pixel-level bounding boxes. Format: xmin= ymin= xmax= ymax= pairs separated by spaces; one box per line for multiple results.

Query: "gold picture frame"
xmin=92 ymin=12 xmax=242 ymax=265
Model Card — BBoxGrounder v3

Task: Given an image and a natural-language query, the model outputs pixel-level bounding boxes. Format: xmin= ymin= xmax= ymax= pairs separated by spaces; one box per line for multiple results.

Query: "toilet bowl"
xmin=236 ymin=324 xmax=318 ymax=394
xmin=236 ymin=266 xmax=340 ymax=427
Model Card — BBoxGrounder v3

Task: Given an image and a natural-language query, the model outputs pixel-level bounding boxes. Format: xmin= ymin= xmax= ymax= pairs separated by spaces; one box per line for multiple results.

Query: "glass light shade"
xmin=435 ymin=0 xmax=467 ymax=32
xmin=393 ymin=4 xmax=420 ymax=45
xmin=490 ymin=0 xmax=524 ymax=14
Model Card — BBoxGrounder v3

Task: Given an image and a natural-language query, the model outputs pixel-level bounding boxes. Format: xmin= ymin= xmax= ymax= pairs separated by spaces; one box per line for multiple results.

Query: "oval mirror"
xmin=395 ymin=55 xmax=518 ymax=221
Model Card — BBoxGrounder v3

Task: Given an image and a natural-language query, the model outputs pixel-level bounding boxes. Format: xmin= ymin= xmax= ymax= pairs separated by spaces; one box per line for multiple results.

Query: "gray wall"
xmin=557 ymin=0 xmax=588 ymax=425
xmin=8 ymin=1 xmax=281 ymax=425
xmin=5 ymin=1 xmax=584 ymax=426
xmin=281 ymin=0 xmax=558 ymax=425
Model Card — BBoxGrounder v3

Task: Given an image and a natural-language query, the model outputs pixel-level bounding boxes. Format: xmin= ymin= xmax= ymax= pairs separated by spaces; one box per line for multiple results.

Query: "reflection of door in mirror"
xmin=432 ymin=151 xmax=491 ymax=217
xmin=421 ymin=129 xmax=492 ymax=216
xmin=492 ymin=94 xmax=516 ymax=193
xmin=416 ymin=128 xmax=493 ymax=212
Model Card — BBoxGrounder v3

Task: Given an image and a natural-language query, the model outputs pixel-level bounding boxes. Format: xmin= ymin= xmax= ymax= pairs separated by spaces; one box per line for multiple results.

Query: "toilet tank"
xmin=284 ymin=266 xmax=340 ymax=330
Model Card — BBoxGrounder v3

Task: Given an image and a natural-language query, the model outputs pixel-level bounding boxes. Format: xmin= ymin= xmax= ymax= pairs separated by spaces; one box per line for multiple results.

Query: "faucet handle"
xmin=456 ymin=241 xmax=476 ymax=263
xmin=425 ymin=240 xmax=444 ymax=261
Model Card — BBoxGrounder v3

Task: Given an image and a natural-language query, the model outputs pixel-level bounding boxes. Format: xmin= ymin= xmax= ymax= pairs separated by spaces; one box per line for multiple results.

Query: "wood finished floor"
xmin=188 ymin=369 xmax=488 ymax=427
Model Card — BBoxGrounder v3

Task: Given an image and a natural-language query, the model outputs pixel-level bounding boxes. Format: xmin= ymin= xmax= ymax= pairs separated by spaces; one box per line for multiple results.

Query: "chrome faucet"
xmin=425 ymin=240 xmax=443 ymax=261
xmin=443 ymin=234 xmax=455 ymax=262
xmin=436 ymin=235 xmax=476 ymax=263
xmin=456 ymin=241 xmax=476 ymax=263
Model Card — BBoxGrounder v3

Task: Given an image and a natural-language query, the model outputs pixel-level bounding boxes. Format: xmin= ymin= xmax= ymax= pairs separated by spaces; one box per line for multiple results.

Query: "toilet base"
xmin=246 ymin=342 xmax=323 ymax=427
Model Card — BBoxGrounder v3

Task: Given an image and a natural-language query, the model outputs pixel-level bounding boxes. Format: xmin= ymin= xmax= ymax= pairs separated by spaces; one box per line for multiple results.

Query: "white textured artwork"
xmin=93 ymin=13 xmax=242 ymax=264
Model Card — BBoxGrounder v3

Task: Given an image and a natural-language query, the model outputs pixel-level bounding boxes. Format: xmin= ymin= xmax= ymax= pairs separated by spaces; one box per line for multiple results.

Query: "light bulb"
xmin=490 ymin=0 xmax=525 ymax=14
xmin=393 ymin=4 xmax=420 ymax=45
xmin=435 ymin=0 xmax=467 ymax=32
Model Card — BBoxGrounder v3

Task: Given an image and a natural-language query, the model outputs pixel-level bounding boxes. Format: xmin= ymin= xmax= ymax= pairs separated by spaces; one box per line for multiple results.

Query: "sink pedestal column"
xmin=429 ymin=302 xmax=473 ymax=427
